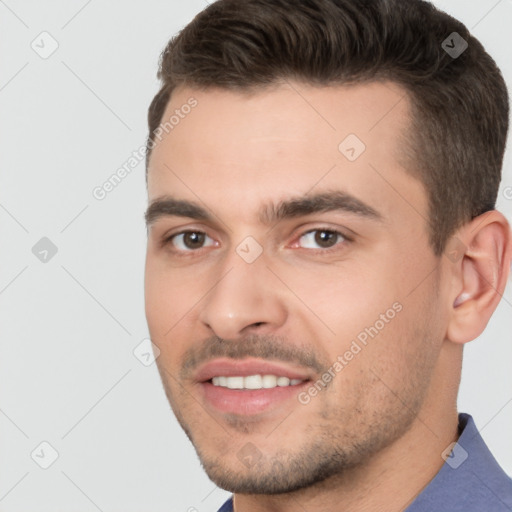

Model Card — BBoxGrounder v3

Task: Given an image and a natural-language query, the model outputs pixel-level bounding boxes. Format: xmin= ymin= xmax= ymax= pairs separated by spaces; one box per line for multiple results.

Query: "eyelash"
xmin=161 ymin=227 xmax=353 ymax=257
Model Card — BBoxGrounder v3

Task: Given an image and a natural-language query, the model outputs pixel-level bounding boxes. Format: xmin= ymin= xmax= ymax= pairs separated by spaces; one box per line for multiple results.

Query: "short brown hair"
xmin=146 ymin=0 xmax=509 ymax=256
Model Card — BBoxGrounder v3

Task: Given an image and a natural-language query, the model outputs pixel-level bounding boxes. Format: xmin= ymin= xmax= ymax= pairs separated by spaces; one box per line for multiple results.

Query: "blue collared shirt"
xmin=217 ymin=413 xmax=512 ymax=511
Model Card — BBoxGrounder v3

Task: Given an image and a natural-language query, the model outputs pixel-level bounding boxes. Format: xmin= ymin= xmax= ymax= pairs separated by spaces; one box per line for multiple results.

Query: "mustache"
xmin=180 ymin=333 xmax=327 ymax=379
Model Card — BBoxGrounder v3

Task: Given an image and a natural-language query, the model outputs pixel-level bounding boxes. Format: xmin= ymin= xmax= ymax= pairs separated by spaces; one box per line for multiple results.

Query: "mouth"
xmin=211 ymin=374 xmax=305 ymax=389
xmin=194 ymin=358 xmax=314 ymax=416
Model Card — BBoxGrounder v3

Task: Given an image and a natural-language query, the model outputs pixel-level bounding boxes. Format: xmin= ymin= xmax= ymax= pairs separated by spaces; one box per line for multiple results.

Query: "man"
xmin=143 ymin=0 xmax=512 ymax=510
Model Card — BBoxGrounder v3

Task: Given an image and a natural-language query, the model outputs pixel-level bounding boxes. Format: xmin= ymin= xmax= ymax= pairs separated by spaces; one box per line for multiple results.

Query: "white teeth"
xmin=262 ymin=375 xmax=277 ymax=388
xmin=276 ymin=376 xmax=290 ymax=387
xmin=244 ymin=375 xmax=263 ymax=389
xmin=211 ymin=374 xmax=304 ymax=390
xmin=226 ymin=376 xmax=244 ymax=389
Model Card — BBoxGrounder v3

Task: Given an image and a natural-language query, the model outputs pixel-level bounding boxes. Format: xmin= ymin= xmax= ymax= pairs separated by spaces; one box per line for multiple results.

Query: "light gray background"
xmin=0 ymin=1 xmax=511 ymax=511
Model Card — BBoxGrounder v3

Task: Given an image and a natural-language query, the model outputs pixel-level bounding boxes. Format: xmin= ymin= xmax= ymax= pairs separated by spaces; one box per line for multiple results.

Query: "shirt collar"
xmin=406 ymin=412 xmax=512 ymax=511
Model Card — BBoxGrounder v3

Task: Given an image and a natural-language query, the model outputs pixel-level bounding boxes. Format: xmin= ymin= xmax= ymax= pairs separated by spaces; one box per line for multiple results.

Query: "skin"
xmin=144 ymin=81 xmax=511 ymax=511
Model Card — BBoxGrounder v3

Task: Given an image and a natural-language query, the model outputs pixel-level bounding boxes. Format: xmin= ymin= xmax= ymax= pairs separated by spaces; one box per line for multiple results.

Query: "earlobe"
xmin=445 ymin=211 xmax=512 ymax=345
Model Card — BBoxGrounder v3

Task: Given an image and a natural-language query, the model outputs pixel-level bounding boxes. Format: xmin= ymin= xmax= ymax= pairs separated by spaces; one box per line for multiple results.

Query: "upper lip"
xmin=193 ymin=357 xmax=314 ymax=383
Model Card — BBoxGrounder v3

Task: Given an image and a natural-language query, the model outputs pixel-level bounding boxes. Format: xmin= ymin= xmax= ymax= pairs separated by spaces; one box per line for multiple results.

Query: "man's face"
xmin=144 ymin=81 xmax=449 ymax=493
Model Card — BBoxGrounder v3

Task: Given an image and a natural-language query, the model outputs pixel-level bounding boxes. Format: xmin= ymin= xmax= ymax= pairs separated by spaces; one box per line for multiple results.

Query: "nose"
xmin=198 ymin=251 xmax=288 ymax=340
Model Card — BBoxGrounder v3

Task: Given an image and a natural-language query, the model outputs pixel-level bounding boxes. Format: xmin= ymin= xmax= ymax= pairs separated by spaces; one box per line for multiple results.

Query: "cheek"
xmin=286 ymin=260 xmax=402 ymax=341
xmin=144 ymin=256 xmax=211 ymax=372
xmin=144 ymin=256 xmax=184 ymax=341
xmin=283 ymin=258 xmax=424 ymax=396
xmin=144 ymin=271 xmax=166 ymax=336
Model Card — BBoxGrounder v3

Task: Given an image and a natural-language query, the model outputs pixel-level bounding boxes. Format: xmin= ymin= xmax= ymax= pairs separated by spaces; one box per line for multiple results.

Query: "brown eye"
xmin=182 ymin=232 xmax=205 ymax=249
xmin=315 ymin=230 xmax=338 ymax=248
xmin=297 ymin=229 xmax=346 ymax=250
xmin=168 ymin=231 xmax=216 ymax=251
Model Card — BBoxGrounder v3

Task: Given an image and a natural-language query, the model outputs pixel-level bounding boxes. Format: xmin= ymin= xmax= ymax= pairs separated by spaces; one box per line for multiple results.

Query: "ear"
xmin=446 ymin=210 xmax=512 ymax=344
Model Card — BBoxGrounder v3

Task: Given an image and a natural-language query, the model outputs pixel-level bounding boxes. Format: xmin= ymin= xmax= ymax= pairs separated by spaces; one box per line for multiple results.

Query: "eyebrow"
xmin=144 ymin=190 xmax=383 ymax=228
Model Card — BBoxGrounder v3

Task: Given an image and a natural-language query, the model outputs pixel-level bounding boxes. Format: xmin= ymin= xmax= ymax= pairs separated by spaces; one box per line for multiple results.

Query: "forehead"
xmin=146 ymin=81 xmax=427 ymax=227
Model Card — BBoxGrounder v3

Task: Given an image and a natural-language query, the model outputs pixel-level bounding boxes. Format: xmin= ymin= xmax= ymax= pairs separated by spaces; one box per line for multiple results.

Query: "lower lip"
xmin=200 ymin=381 xmax=309 ymax=416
